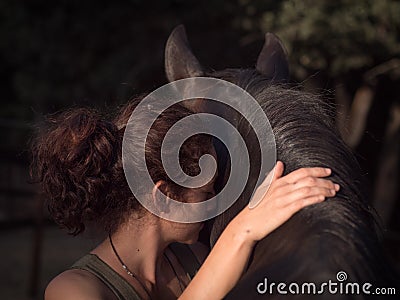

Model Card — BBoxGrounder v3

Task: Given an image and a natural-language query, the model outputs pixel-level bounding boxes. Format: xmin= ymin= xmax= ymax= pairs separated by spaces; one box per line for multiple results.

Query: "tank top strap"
xmin=70 ymin=254 xmax=142 ymax=300
xmin=168 ymin=242 xmax=202 ymax=280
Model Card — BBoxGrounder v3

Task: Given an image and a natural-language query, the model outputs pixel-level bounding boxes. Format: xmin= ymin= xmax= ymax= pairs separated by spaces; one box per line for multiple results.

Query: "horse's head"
xmin=164 ymin=25 xmax=291 ymax=246
xmin=161 ymin=25 xmax=396 ymax=293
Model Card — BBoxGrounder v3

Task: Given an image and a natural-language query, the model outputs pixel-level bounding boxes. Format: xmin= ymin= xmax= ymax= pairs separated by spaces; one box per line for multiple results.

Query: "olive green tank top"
xmin=69 ymin=243 xmax=202 ymax=300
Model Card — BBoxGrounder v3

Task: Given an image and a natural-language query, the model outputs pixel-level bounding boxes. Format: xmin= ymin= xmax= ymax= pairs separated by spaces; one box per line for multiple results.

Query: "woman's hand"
xmin=229 ymin=161 xmax=339 ymax=244
xmin=180 ymin=161 xmax=339 ymax=300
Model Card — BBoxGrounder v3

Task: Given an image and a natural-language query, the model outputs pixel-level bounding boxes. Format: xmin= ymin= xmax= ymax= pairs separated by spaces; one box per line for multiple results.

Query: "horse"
xmin=163 ymin=25 xmax=397 ymax=299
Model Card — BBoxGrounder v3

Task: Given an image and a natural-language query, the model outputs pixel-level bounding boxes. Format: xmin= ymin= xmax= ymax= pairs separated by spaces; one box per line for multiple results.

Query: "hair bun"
xmin=32 ymin=108 xmax=120 ymax=235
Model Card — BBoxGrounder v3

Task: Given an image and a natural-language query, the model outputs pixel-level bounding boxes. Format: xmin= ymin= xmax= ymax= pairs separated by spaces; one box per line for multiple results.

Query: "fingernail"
xmin=334 ymin=184 xmax=340 ymax=191
xmin=330 ymin=189 xmax=336 ymax=195
xmin=325 ymin=168 xmax=331 ymax=174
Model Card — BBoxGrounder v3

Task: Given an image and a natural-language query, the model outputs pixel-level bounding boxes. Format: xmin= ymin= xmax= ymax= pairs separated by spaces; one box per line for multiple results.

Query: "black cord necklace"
xmin=108 ymin=235 xmax=153 ymax=300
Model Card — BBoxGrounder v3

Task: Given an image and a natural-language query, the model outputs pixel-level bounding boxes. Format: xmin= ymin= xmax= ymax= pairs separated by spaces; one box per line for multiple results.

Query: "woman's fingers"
xmin=270 ymin=178 xmax=339 ymax=199
xmin=250 ymin=164 xmax=340 ymax=209
xmin=271 ymin=161 xmax=285 ymax=181
xmin=281 ymin=167 xmax=332 ymax=184
xmin=237 ymin=164 xmax=342 ymax=243
xmin=292 ymin=177 xmax=339 ymax=192
xmin=282 ymin=186 xmax=336 ymax=206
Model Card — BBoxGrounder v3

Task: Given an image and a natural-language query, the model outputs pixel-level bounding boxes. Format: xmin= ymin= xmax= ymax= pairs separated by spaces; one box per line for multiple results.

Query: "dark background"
xmin=1 ymin=1 xmax=399 ymax=299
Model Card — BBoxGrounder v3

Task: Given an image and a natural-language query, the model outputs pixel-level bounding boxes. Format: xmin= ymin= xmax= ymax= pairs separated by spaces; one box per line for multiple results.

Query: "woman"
xmin=32 ymin=97 xmax=339 ymax=300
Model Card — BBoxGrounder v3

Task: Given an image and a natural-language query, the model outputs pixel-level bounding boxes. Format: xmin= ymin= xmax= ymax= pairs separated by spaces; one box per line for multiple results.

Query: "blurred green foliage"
xmin=239 ymin=0 xmax=400 ymax=79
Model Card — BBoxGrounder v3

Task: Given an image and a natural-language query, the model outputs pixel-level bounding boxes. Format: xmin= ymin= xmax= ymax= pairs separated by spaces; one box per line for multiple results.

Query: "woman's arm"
xmin=179 ymin=161 xmax=339 ymax=300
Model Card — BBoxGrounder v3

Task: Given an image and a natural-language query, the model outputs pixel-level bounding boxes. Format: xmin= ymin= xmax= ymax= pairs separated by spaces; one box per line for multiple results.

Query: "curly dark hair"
xmin=31 ymin=97 xmax=213 ymax=235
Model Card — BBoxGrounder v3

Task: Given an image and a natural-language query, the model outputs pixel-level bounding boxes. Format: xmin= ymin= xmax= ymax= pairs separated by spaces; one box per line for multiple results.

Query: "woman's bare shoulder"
xmin=45 ymin=269 xmax=115 ymax=300
xmin=188 ymin=242 xmax=210 ymax=263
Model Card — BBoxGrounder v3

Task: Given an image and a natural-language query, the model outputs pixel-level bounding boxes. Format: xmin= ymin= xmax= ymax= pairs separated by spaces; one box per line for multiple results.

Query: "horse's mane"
xmin=208 ymin=69 xmax=395 ymax=288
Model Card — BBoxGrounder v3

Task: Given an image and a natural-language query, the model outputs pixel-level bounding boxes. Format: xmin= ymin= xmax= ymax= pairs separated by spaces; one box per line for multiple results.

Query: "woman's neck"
xmin=92 ymin=216 xmax=171 ymax=286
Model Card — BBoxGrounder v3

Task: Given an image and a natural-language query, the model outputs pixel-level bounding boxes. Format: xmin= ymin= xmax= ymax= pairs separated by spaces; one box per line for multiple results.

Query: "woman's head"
xmin=31 ymin=97 xmax=214 ymax=236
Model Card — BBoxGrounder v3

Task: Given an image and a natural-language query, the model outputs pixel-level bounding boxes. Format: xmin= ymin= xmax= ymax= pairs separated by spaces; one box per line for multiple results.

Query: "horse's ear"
xmin=256 ymin=33 xmax=289 ymax=82
xmin=165 ymin=25 xmax=204 ymax=82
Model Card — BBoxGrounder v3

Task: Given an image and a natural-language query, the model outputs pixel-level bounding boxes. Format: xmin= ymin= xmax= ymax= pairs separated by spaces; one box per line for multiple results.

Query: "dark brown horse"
xmin=164 ymin=25 xmax=397 ymax=299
